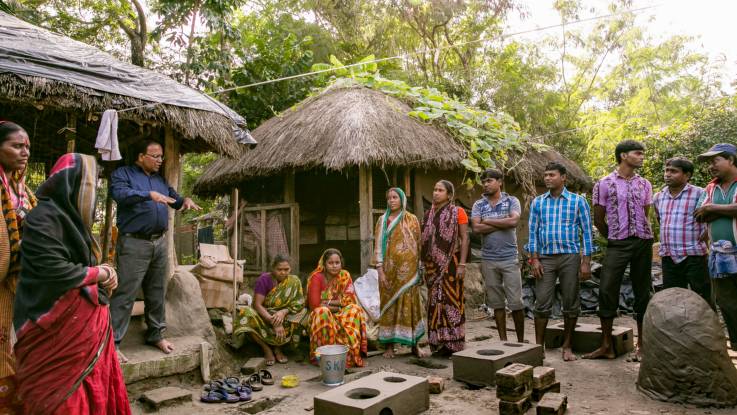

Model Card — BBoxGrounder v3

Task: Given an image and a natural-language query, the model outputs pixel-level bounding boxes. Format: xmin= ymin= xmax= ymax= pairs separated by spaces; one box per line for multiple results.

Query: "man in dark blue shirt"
xmin=110 ymin=140 xmax=201 ymax=360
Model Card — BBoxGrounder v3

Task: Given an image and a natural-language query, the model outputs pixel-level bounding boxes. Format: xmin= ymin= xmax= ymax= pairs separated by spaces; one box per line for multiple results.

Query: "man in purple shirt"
xmin=584 ymin=140 xmax=654 ymax=361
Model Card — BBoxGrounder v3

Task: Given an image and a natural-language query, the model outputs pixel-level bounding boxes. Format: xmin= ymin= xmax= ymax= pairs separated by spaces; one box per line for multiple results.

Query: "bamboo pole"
xmin=232 ymin=188 xmax=239 ymax=316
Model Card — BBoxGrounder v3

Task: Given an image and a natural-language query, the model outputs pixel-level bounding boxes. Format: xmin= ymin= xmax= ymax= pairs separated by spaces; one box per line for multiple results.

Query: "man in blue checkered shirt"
xmin=526 ymin=161 xmax=594 ymax=361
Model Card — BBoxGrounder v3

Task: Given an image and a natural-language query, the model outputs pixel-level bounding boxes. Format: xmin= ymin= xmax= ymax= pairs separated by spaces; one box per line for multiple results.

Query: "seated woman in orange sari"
xmin=306 ymin=249 xmax=367 ymax=368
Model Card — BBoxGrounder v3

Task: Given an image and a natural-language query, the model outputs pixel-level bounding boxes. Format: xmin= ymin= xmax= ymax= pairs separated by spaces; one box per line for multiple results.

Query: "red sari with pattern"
xmin=421 ymin=203 xmax=468 ymax=353
xmin=306 ymin=263 xmax=367 ymax=368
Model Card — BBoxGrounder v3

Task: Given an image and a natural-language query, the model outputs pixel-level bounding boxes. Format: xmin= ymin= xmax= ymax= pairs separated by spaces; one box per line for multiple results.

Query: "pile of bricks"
xmin=531 ymin=366 xmax=560 ymax=401
xmin=495 ymin=363 xmax=533 ymax=415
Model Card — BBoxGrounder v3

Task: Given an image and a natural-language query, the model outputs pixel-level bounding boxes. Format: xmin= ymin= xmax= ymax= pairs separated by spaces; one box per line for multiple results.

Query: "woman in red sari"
xmin=13 ymin=153 xmax=130 ymax=415
xmin=421 ymin=180 xmax=470 ymax=355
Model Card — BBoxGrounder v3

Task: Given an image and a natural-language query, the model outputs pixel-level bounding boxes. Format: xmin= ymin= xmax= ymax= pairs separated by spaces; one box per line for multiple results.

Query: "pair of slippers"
xmin=201 ymin=377 xmax=252 ymax=403
xmin=200 ymin=370 xmax=275 ymax=404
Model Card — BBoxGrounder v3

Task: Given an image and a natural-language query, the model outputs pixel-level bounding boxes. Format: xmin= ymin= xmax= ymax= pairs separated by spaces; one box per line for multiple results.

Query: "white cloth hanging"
xmin=95 ymin=109 xmax=122 ymax=161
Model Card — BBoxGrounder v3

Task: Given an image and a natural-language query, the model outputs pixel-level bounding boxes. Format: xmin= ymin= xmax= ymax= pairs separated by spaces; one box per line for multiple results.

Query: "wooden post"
xmin=65 ymin=115 xmax=76 ymax=153
xmin=101 ymin=184 xmax=114 ymax=263
xmin=231 ymin=189 xmax=239 ymax=316
xmin=260 ymin=209 xmax=267 ymax=272
xmin=413 ymin=168 xmax=423 ymax=217
xmin=283 ymin=171 xmax=295 ymax=203
xmin=163 ymin=127 xmax=181 ymax=277
xmin=359 ymin=165 xmax=373 ymax=275
xmin=230 ymin=188 xmax=239 ymax=259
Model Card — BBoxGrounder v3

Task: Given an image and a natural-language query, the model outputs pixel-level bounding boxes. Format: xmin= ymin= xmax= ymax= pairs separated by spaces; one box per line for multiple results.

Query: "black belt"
xmin=124 ymin=232 xmax=165 ymax=241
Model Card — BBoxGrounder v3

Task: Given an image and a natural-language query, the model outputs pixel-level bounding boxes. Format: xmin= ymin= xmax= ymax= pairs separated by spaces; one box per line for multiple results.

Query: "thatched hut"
xmin=0 ymin=11 xmax=255 ymax=268
xmin=194 ymin=86 xmax=592 ymax=275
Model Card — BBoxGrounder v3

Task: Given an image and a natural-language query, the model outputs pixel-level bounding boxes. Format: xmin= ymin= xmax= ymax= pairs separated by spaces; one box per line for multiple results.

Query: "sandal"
xmin=245 ymin=374 xmax=263 ymax=392
xmin=202 ymin=379 xmax=237 ymax=394
xmin=259 ymin=369 xmax=275 ymax=386
xmin=223 ymin=377 xmax=252 ymax=402
xmin=200 ymin=385 xmax=239 ymax=403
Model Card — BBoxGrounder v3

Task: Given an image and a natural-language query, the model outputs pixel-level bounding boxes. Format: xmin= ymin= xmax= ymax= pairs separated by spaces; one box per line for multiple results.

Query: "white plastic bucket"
xmin=315 ymin=344 xmax=349 ymax=386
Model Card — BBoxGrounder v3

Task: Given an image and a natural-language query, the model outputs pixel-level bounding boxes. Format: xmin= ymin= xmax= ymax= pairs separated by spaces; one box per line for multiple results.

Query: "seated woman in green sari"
xmin=232 ymin=254 xmax=306 ymax=365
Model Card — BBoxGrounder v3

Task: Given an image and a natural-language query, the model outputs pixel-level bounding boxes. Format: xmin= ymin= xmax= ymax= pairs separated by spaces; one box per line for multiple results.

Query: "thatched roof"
xmin=0 ymin=12 xmax=255 ymax=157
xmin=194 ymin=86 xmax=592 ymax=194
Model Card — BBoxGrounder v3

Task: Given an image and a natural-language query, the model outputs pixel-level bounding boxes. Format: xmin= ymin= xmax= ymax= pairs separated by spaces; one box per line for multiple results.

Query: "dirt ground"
xmin=127 ymin=314 xmax=737 ymax=415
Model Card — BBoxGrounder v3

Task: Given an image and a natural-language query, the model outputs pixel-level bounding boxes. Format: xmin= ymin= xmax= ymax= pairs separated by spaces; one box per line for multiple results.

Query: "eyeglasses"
xmin=145 ymin=154 xmax=164 ymax=161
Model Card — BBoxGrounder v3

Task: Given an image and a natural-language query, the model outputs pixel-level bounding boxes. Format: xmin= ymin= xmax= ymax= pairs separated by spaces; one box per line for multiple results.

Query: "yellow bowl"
xmin=281 ymin=374 xmax=299 ymax=388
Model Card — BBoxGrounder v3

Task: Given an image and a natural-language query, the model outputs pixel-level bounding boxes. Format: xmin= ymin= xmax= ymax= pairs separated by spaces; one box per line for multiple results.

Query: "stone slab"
xmin=452 ymin=341 xmax=544 ymax=387
xmin=314 ymin=371 xmax=429 ymax=415
xmin=241 ymin=357 xmax=267 ymax=375
xmin=532 ymin=366 xmax=556 ymax=389
xmin=498 ymin=397 xmax=530 ymax=415
xmin=543 ymin=322 xmax=634 ymax=356
xmin=532 ymin=381 xmax=561 ymax=401
xmin=536 ymin=392 xmax=567 ymax=415
xmin=120 ymin=335 xmax=212 ymax=384
xmin=139 ymin=386 xmax=192 ymax=411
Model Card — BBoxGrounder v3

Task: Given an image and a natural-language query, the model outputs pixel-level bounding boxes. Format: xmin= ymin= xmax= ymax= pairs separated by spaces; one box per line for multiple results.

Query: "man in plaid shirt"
xmin=526 ymin=162 xmax=594 ymax=361
xmin=653 ymin=157 xmax=711 ymax=305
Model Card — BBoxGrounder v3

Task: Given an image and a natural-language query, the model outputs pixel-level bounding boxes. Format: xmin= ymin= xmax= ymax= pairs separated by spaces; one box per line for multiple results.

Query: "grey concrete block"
xmin=314 ymin=371 xmax=429 ymax=415
xmin=532 ymin=366 xmax=556 ymax=389
xmin=543 ymin=323 xmax=634 ymax=356
xmin=241 ymin=357 xmax=266 ymax=375
xmin=536 ymin=392 xmax=567 ymax=414
xmin=532 ymin=381 xmax=561 ymax=401
xmin=120 ymin=336 xmax=212 ymax=384
xmin=139 ymin=386 xmax=192 ymax=411
xmin=452 ymin=341 xmax=544 ymax=387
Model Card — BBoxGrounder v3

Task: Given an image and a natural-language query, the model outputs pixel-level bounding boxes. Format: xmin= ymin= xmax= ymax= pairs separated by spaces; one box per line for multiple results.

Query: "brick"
xmin=496 ymin=382 xmax=532 ymax=402
xmin=427 ymin=376 xmax=445 ymax=394
xmin=536 ymin=392 xmax=567 ymax=415
xmin=532 ymin=366 xmax=556 ymax=389
xmin=498 ymin=397 xmax=530 ymax=415
xmin=139 ymin=387 xmax=192 ymax=411
xmin=543 ymin=323 xmax=634 ymax=356
xmin=453 ymin=341 xmax=544 ymax=387
xmin=495 ymin=363 xmax=533 ymax=389
xmin=241 ymin=357 xmax=266 ymax=375
xmin=314 ymin=371 xmax=429 ymax=415
xmin=532 ymin=381 xmax=560 ymax=401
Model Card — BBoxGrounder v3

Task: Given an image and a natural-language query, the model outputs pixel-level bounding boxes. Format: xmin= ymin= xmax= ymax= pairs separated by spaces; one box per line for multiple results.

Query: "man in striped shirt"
xmin=653 ymin=157 xmax=711 ymax=305
xmin=526 ymin=161 xmax=594 ymax=361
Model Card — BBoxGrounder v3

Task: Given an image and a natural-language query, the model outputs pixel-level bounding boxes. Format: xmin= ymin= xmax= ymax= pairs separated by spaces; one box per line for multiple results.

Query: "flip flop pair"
xmin=201 ymin=377 xmax=252 ymax=403
xmin=244 ymin=369 xmax=274 ymax=391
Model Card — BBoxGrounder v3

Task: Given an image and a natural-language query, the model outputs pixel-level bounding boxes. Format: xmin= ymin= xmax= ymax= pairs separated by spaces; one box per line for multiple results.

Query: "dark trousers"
xmin=661 ymin=255 xmax=713 ymax=307
xmin=599 ymin=237 xmax=653 ymax=324
xmin=110 ymin=234 xmax=169 ymax=345
xmin=713 ymin=276 xmax=737 ymax=350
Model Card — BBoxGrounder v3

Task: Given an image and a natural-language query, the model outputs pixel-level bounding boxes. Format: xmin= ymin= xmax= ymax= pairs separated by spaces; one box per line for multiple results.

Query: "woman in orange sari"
xmin=306 ymin=249 xmax=367 ymax=368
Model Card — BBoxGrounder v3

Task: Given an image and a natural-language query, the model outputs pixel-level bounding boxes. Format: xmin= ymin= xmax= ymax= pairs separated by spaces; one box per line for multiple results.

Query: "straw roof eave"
xmin=193 ymin=86 xmax=592 ymax=196
xmin=0 ymin=72 xmax=243 ymax=157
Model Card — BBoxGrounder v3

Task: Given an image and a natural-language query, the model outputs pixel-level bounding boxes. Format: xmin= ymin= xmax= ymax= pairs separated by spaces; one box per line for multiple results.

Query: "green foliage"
xmin=312 ymin=56 xmax=538 ymax=188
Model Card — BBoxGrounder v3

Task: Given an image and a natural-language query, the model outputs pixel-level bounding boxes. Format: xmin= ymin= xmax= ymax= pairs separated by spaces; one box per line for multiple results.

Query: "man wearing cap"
xmin=694 ymin=143 xmax=737 ymax=351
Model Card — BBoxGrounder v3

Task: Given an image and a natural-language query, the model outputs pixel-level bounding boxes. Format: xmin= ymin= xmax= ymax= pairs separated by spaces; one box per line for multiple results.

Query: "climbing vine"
xmin=312 ymin=55 xmax=543 ymax=191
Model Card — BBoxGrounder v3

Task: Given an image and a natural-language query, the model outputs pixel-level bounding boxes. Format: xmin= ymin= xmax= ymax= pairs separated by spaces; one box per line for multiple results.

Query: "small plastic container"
xmin=281 ymin=374 xmax=299 ymax=388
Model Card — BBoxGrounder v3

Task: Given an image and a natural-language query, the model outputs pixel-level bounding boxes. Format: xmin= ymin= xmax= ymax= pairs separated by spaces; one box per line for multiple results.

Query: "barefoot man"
xmin=584 ymin=140 xmax=654 ymax=361
xmin=527 ymin=162 xmax=594 ymax=361
xmin=110 ymin=140 xmax=201 ymax=362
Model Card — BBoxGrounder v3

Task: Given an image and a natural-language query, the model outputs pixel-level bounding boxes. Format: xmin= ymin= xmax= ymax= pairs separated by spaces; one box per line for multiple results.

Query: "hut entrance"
xmin=295 ymin=169 xmax=361 ymax=275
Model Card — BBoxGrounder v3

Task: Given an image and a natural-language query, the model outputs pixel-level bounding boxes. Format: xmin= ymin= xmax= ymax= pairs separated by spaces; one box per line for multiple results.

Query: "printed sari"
xmin=13 ymin=154 xmax=130 ymax=415
xmin=232 ymin=274 xmax=307 ymax=348
xmin=0 ymin=164 xmax=36 ymax=414
xmin=374 ymin=187 xmax=425 ymax=346
xmin=307 ymin=257 xmax=367 ymax=368
xmin=421 ymin=202 xmax=465 ymax=353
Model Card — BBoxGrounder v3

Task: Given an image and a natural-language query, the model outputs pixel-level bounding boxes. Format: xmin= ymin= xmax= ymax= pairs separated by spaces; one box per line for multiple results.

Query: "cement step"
xmin=120 ymin=335 xmax=211 ymax=384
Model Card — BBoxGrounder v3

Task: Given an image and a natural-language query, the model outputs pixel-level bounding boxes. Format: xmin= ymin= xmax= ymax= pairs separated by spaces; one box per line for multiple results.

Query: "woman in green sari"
xmin=374 ymin=187 xmax=428 ymax=358
xmin=233 ymin=254 xmax=306 ymax=365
